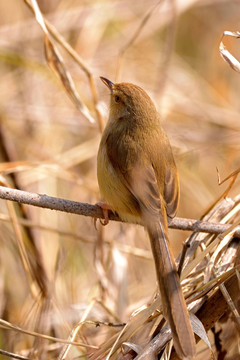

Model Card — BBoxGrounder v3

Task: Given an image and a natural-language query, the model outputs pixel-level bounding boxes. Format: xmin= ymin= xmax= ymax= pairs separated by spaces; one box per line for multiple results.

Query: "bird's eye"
xmin=115 ymin=95 xmax=120 ymax=103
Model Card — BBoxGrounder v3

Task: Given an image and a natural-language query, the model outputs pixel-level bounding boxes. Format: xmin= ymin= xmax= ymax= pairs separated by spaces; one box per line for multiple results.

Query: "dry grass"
xmin=0 ymin=0 xmax=240 ymax=359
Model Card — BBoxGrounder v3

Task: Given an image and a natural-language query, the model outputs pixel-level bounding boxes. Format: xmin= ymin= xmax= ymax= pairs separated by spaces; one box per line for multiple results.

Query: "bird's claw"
xmin=94 ymin=202 xmax=111 ymax=228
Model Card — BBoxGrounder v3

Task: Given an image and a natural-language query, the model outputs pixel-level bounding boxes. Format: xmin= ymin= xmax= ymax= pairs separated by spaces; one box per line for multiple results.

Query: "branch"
xmin=0 ymin=186 xmax=239 ymax=236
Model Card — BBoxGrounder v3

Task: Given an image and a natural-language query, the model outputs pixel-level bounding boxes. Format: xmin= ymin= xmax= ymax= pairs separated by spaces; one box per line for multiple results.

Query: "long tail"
xmin=147 ymin=213 xmax=196 ymax=359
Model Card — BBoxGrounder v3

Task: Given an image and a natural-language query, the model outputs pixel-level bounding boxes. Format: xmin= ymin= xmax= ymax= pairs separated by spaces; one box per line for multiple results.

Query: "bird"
xmin=97 ymin=76 xmax=196 ymax=359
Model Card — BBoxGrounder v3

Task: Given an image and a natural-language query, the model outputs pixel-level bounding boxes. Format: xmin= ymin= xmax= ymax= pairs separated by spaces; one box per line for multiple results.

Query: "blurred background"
xmin=0 ymin=0 xmax=239 ymax=358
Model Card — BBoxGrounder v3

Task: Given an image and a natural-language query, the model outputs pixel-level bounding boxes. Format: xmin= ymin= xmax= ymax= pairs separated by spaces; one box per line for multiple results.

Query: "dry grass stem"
xmin=220 ymin=30 xmax=240 ymax=72
xmin=23 ymin=0 xmax=104 ymax=131
xmin=0 ymin=0 xmax=240 ymax=358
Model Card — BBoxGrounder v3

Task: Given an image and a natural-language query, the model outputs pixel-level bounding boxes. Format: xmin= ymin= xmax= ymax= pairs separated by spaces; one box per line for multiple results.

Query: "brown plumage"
xmin=97 ymin=77 xmax=196 ymax=359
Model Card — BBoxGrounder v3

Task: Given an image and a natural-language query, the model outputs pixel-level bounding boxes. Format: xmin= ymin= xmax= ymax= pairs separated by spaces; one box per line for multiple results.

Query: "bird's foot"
xmin=94 ymin=202 xmax=112 ymax=228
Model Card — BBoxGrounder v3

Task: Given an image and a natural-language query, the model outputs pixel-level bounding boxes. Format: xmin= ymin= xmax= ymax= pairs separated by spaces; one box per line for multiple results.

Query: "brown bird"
xmin=97 ymin=77 xmax=196 ymax=359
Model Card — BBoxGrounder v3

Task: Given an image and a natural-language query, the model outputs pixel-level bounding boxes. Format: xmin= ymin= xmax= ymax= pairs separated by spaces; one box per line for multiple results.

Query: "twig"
xmin=0 ymin=318 xmax=97 ymax=349
xmin=0 ymin=186 xmax=240 ymax=237
xmin=0 ymin=349 xmax=31 ymax=360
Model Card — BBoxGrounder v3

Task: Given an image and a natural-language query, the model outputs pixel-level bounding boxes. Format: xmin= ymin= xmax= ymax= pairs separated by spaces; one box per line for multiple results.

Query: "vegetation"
xmin=0 ymin=0 xmax=239 ymax=359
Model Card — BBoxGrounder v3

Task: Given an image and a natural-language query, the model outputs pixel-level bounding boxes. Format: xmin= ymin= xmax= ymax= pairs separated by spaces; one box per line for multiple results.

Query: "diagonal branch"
xmin=0 ymin=186 xmax=239 ymax=237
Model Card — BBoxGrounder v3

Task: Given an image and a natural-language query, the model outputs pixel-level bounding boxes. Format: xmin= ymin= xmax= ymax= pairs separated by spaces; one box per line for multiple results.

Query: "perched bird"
xmin=97 ymin=77 xmax=196 ymax=359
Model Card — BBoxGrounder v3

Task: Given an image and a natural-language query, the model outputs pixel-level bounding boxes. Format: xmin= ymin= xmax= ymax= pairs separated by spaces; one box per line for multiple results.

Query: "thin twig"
xmin=0 ymin=186 xmax=240 ymax=237
xmin=0 ymin=349 xmax=31 ymax=360
xmin=0 ymin=318 xmax=97 ymax=349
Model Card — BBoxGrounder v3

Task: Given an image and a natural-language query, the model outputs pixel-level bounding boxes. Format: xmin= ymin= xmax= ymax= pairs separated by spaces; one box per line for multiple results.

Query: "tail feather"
xmin=147 ymin=213 xmax=196 ymax=359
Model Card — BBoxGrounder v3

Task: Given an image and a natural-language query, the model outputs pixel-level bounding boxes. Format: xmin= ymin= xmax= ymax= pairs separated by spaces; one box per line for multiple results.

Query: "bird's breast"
xmin=97 ymin=139 xmax=142 ymax=224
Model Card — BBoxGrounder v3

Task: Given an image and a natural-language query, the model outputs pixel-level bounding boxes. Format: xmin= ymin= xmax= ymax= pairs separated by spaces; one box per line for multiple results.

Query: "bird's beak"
xmin=100 ymin=76 xmax=114 ymax=91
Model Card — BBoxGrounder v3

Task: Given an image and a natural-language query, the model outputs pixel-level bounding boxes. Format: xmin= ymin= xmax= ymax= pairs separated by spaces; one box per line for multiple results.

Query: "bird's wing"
xmin=106 ymin=131 xmax=162 ymax=220
xmin=164 ymin=165 xmax=179 ymax=218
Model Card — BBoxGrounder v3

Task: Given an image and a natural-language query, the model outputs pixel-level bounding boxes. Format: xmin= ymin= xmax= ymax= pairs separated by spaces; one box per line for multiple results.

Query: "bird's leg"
xmin=95 ymin=202 xmax=112 ymax=227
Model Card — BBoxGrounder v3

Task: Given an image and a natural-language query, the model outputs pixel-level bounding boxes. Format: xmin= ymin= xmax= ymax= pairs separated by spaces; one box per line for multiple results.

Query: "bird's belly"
xmin=97 ymin=145 xmax=141 ymax=224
